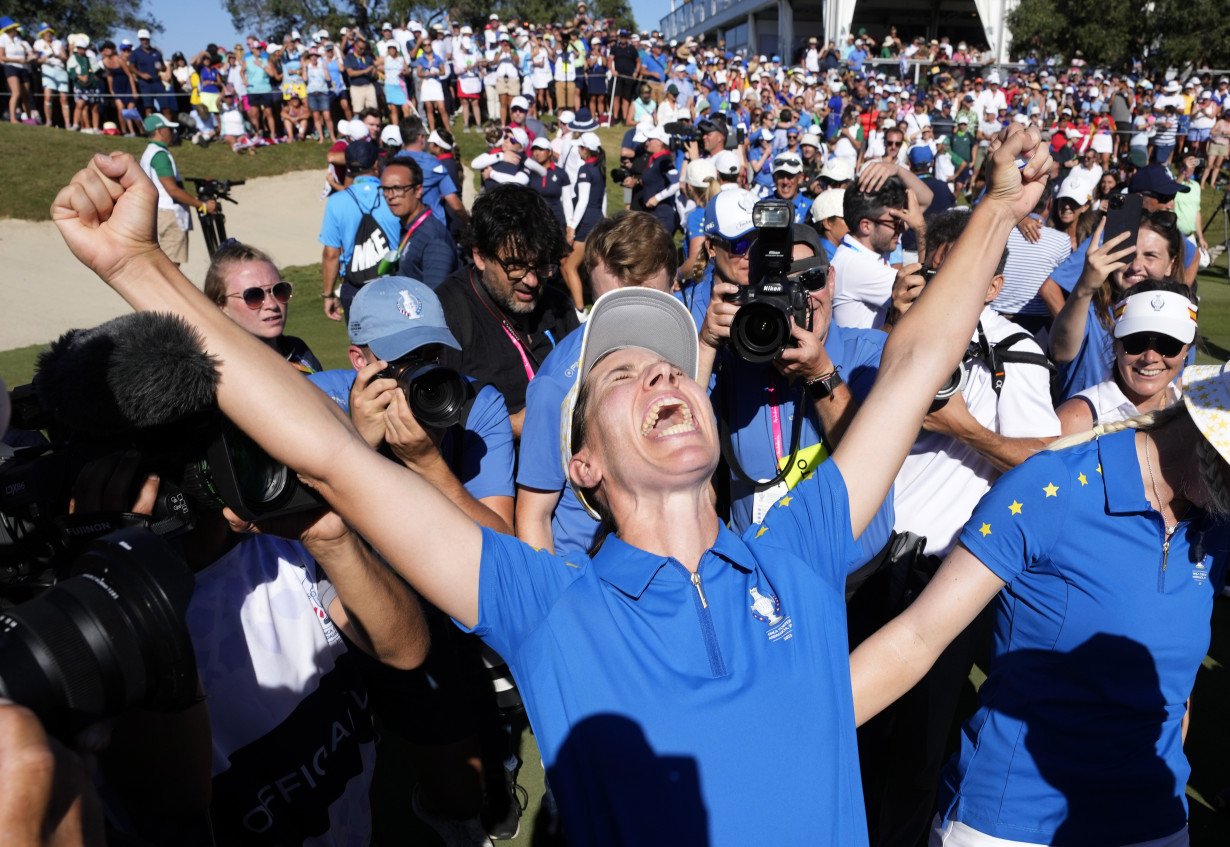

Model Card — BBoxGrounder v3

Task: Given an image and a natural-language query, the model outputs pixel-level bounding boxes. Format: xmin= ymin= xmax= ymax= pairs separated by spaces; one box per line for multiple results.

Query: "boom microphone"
xmin=33 ymin=312 xmax=219 ymax=437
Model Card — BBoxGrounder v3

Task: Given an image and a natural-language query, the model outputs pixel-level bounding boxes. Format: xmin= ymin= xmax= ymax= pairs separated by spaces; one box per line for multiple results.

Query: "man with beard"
xmin=435 ymin=185 xmax=578 ymax=437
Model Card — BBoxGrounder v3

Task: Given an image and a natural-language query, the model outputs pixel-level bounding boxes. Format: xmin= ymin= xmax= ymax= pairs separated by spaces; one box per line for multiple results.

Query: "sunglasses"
xmin=227 ymin=281 xmax=292 ymax=310
xmin=1119 ymin=332 xmax=1185 ymax=358
xmin=710 ymin=233 xmax=756 ymax=256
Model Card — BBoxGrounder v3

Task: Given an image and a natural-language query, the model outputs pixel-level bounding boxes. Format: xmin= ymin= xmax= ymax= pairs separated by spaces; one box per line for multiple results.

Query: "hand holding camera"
xmin=384 ymin=388 xmax=445 ymax=472
xmin=890 ymin=262 xmax=927 ymax=321
xmin=700 ymin=280 xmax=742 ymax=350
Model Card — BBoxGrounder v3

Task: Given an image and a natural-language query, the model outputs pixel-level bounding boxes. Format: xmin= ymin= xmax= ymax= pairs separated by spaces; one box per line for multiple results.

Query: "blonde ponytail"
xmin=1047 ymin=403 xmax=1186 ymax=452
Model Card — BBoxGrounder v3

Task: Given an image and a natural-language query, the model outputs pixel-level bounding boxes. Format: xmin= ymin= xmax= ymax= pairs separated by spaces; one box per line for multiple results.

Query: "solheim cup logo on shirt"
xmin=749 ymin=587 xmax=793 ymax=642
xmin=1193 ymin=556 xmax=1210 ymax=584
xmin=398 ymin=289 xmax=423 ymax=320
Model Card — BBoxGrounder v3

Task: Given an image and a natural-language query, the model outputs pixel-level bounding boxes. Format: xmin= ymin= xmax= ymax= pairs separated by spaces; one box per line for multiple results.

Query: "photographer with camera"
xmin=139 ymin=114 xmax=217 ymax=268
xmin=2 ymin=311 xmax=429 ymax=845
xmin=695 ymin=192 xmax=892 ymax=541
xmin=307 ymin=276 xmax=515 ymax=843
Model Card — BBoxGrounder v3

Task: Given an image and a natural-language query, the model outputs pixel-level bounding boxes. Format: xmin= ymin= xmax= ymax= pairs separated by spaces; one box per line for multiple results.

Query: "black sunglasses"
xmin=227 ymin=281 xmax=292 ymax=310
xmin=1119 ymin=332 xmax=1185 ymax=358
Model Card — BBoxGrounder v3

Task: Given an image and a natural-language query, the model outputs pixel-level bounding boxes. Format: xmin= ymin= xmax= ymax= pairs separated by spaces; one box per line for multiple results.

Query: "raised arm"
xmin=1049 ymin=220 xmax=1131 ymax=364
xmin=832 ymin=126 xmax=1051 ymax=537
xmin=52 ymin=153 xmax=485 ymax=628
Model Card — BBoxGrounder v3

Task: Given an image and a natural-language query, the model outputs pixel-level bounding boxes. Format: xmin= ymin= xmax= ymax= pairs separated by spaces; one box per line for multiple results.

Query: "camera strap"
xmin=719 ymin=378 xmax=806 ymax=493
xmin=971 ymin=323 xmax=1055 ymax=399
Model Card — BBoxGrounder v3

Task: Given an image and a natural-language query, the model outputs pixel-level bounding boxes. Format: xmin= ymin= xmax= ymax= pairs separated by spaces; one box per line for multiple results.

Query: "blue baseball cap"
xmin=347 ymin=277 xmax=460 ymax=361
xmin=907 ymin=145 xmax=934 ymax=167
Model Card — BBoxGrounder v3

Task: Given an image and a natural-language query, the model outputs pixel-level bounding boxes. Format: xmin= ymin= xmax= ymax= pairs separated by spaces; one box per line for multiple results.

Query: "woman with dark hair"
xmin=54 ymin=124 xmax=1053 ymax=847
xmin=1050 ymin=210 xmax=1186 ymax=401
xmin=853 ymin=359 xmax=1230 ymax=847
xmin=101 ymin=42 xmax=139 ymax=136
xmin=1058 ymin=280 xmax=1197 ymax=433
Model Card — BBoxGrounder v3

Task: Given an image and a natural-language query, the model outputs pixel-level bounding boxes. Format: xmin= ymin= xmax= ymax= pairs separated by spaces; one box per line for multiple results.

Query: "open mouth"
xmin=641 ymin=396 xmax=696 ymax=438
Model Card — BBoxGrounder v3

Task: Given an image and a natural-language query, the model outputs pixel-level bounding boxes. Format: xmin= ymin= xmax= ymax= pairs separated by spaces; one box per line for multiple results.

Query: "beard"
xmin=481 ymin=264 xmax=539 ymax=315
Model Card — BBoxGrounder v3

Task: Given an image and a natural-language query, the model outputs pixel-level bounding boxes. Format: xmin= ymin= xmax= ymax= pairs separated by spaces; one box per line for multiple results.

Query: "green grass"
xmin=0 ymin=121 xmax=327 ymax=222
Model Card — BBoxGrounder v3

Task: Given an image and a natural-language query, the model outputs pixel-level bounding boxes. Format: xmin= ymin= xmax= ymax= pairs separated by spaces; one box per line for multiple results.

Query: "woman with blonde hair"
xmin=677 ymin=158 xmax=721 ymax=284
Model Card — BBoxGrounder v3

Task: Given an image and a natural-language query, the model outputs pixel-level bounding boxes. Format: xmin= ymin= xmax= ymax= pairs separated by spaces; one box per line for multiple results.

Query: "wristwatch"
xmin=804 ymin=368 xmax=843 ymax=400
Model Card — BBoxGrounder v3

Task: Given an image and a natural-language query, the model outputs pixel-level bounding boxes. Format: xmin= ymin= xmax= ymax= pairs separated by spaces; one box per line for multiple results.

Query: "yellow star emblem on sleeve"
xmin=979 ymin=522 xmax=992 ymax=537
xmin=778 ymin=496 xmax=793 ymax=508
xmin=1077 ymin=472 xmax=1088 ymax=486
xmin=755 ymin=525 xmax=770 ymax=538
xmin=1096 ymin=464 xmax=1102 ymax=474
xmin=1008 ymin=500 xmax=1023 ymax=516
xmin=1043 ymin=482 xmax=1059 ymax=498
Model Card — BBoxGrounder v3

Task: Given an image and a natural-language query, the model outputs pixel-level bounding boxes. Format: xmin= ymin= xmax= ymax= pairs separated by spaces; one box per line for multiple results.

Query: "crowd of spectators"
xmin=6 ymin=5 xmax=1230 ymax=847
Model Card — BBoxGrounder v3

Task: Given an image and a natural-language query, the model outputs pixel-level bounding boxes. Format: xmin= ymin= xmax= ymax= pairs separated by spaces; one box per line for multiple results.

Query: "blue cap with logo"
xmin=347 ymin=276 xmax=461 ymax=361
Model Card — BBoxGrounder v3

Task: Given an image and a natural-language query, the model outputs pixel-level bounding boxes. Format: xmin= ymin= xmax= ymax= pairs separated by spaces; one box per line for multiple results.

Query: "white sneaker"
xmin=411 ymin=786 xmax=493 ymax=847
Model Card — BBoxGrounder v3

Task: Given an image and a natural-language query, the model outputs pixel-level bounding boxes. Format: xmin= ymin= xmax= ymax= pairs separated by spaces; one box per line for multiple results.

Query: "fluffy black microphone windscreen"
xmin=33 ymin=312 xmax=220 ymax=437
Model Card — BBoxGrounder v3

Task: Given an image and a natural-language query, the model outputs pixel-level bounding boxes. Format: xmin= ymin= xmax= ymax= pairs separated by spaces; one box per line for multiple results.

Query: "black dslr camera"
xmin=727 ymin=200 xmax=825 ymax=363
xmin=663 ymin=120 xmax=701 ymax=153
xmin=378 ymin=352 xmax=475 ymax=430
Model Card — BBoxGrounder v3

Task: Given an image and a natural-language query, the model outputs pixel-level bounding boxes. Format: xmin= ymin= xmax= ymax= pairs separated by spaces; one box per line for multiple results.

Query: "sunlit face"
xmin=1116 ymin=227 xmax=1177 ymax=290
xmin=362 ymin=114 xmax=381 ymax=138
xmin=572 ymin=348 xmax=717 ymax=501
xmin=473 ymin=246 xmax=556 ymax=315
xmin=709 ymin=236 xmax=752 ymax=286
xmin=774 ymin=171 xmax=801 ymax=199
xmin=220 ymin=260 xmax=287 ymax=340
xmin=1114 ymin=335 xmax=1188 ymax=402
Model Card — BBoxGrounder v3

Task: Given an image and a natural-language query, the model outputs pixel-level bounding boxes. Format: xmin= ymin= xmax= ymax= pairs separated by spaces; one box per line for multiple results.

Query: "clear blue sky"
xmin=148 ymin=0 xmax=667 ymax=58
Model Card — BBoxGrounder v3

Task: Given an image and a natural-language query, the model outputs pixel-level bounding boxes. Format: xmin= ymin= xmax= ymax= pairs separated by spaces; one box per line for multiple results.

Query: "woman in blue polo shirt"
xmin=64 ymin=126 xmax=1051 ymax=847
xmin=851 ymin=366 xmax=1230 ymax=845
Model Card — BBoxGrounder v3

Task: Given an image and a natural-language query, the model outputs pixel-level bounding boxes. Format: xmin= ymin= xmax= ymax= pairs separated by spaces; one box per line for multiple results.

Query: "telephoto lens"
xmin=930 ymin=361 xmax=970 ymax=413
xmin=0 ymin=528 xmax=198 ymax=737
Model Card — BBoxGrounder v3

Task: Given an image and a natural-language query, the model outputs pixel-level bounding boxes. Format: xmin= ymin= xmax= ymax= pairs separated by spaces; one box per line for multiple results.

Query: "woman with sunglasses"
xmin=1058 ymin=281 xmax=1197 ymax=435
xmin=1050 ymin=210 xmax=1186 ymax=401
xmin=204 ymin=240 xmax=321 ymax=374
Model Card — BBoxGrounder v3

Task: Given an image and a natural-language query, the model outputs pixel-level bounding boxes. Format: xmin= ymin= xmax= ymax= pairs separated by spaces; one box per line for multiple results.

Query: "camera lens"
xmin=402 ymin=365 xmax=472 ymax=429
xmin=0 ymin=528 xmax=198 ymax=736
xmin=227 ymin=428 xmax=292 ymax=507
xmin=731 ymin=301 xmax=791 ymax=364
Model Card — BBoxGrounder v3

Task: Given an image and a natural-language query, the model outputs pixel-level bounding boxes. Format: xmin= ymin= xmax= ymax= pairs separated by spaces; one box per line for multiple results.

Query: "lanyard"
xmin=397 ymin=209 xmax=432 ymax=254
xmin=468 ymin=269 xmax=539 ymax=382
xmin=767 ymin=384 xmax=786 ymax=461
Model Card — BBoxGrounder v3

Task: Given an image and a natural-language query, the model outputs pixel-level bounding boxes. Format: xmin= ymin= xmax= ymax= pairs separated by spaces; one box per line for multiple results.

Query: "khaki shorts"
xmin=349 ymin=83 xmax=377 ymax=112
xmin=157 ymin=209 xmax=189 ymax=265
xmin=1210 ymin=142 xmax=1230 ymax=158
xmin=495 ymin=75 xmax=519 ymax=97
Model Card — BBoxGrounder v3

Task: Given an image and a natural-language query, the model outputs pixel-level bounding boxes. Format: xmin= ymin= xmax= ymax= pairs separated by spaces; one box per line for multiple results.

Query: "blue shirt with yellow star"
xmin=938 ymin=428 xmax=1229 ymax=845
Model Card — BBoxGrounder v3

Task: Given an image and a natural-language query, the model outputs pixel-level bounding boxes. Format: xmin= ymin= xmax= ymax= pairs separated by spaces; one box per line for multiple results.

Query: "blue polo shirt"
xmin=712 ymin=323 xmax=892 ymax=545
xmin=306 ymin=372 xmax=514 ymax=501
xmin=516 ymin=328 xmax=598 ymax=557
xmin=392 ymin=150 xmax=459 ymax=223
xmin=775 ymin=191 xmax=812 ymax=223
xmin=939 ymin=430 xmax=1228 ymax=845
xmin=675 ymin=269 xmax=714 ymax=330
xmin=464 ymin=459 xmax=869 ymax=846
xmin=318 ymin=175 xmax=401 ymax=279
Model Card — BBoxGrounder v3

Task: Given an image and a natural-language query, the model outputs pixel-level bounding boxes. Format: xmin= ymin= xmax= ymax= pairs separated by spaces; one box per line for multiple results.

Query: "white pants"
xmin=930 ymin=816 xmax=1189 ymax=847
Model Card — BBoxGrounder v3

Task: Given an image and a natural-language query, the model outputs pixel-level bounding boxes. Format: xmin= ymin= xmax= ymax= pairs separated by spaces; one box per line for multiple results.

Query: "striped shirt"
xmin=992 ymin=223 xmax=1071 ymax=317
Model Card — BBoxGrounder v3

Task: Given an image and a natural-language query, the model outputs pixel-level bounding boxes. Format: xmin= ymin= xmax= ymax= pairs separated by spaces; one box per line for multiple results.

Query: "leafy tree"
xmin=5 ymin=0 xmax=155 ymax=40
xmin=591 ymin=0 xmax=636 ymax=30
xmin=1008 ymin=0 xmax=1150 ymax=68
xmin=1149 ymin=0 xmax=1230 ymax=70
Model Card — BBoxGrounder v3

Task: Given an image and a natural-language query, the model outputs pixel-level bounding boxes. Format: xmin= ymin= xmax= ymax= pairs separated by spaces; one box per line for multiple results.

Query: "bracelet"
xmin=323 ymin=293 xmax=338 ymax=300
xmin=804 ymin=368 xmax=843 ymax=400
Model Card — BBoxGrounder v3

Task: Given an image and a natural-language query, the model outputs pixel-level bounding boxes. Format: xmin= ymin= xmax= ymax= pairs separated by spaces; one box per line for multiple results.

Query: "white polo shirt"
xmin=831 ymin=235 xmax=897 ymax=329
xmin=892 ymin=307 xmax=1061 ymax=556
